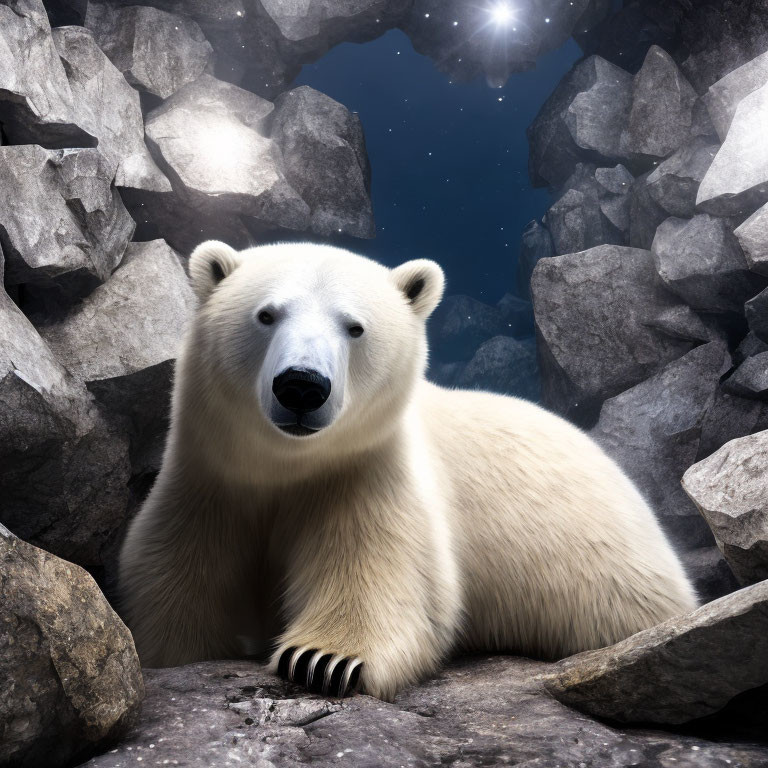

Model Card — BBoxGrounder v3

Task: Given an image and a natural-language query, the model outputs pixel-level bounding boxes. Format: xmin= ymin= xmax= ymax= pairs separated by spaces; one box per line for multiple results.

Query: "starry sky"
xmin=297 ymin=29 xmax=581 ymax=303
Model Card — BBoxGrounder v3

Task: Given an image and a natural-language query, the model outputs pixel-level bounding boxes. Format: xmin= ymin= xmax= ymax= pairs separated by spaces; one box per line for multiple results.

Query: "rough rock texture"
xmin=81 ymin=657 xmax=768 ymax=768
xmin=0 ymin=524 xmax=143 ymax=768
xmin=270 ymin=86 xmax=374 ymax=239
xmin=0 ymin=145 xmax=134 ymax=295
xmin=40 ymin=240 xmax=195 ymax=475
xmin=697 ymin=80 xmax=768 ymax=218
xmin=85 ymin=2 xmax=213 ymax=99
xmin=704 ymin=48 xmax=768 ymax=141
xmin=52 ymin=24 xmax=170 ymax=193
xmin=592 ymin=342 xmax=729 ymax=551
xmin=651 ymin=214 xmax=763 ymax=313
xmin=699 ymin=387 xmax=768 ymax=461
xmin=0 ymin=251 xmax=131 ymax=571
xmin=531 ymin=245 xmax=708 ymax=424
xmin=620 ymin=45 xmax=698 ymax=163
xmin=546 ymin=580 xmax=768 ymax=725
xmin=515 ymin=218 xmax=554 ymax=300
xmin=547 ymin=163 xmax=632 ymax=255
xmin=724 ymin=353 xmax=768 ymax=400
xmin=735 ymin=202 xmax=768 ymax=276
xmin=454 ymin=336 xmax=539 ymax=401
xmin=683 ymin=430 xmax=768 ymax=587
xmin=528 ymin=55 xmax=633 ymax=188
xmin=746 ymin=287 xmax=768 ymax=344
xmin=0 ymin=0 xmax=95 ymax=147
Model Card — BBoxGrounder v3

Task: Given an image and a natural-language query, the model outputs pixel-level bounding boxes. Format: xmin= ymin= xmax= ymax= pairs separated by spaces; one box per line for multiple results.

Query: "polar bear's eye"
xmin=258 ymin=310 xmax=275 ymax=325
xmin=349 ymin=325 xmax=364 ymax=338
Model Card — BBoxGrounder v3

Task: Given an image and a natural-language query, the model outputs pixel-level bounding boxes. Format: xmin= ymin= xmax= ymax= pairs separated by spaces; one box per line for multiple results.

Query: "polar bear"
xmin=119 ymin=240 xmax=697 ymax=701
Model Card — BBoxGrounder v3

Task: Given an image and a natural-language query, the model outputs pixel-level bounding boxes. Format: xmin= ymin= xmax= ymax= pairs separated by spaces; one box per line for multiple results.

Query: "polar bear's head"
xmin=187 ymin=241 xmax=444 ymax=449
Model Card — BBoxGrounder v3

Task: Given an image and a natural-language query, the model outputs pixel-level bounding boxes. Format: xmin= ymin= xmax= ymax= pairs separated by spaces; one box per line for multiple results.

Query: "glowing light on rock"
xmin=490 ymin=3 xmax=514 ymax=26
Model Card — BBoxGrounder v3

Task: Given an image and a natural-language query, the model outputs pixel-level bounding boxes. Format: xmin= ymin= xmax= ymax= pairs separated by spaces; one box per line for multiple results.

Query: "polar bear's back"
xmin=417 ymin=380 xmax=697 ymax=659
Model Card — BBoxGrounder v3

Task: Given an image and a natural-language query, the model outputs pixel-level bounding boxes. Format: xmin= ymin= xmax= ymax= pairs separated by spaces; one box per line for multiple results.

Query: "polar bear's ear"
xmin=391 ymin=259 xmax=445 ymax=319
xmin=188 ymin=240 xmax=243 ymax=302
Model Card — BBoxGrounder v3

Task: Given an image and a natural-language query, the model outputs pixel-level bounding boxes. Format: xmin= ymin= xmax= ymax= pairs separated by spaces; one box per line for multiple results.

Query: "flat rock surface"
xmin=78 ymin=654 xmax=768 ymax=767
xmin=683 ymin=430 xmax=768 ymax=587
xmin=0 ymin=525 xmax=143 ymax=768
xmin=546 ymin=580 xmax=768 ymax=726
xmin=735 ymin=202 xmax=768 ymax=276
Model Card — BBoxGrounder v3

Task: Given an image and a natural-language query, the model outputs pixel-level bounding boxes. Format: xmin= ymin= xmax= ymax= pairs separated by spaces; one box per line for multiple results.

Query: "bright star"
xmin=490 ymin=3 xmax=514 ymax=25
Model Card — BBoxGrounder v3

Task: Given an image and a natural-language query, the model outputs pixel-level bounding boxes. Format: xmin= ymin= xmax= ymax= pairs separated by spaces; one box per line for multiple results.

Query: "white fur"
xmin=119 ymin=241 xmax=697 ymax=701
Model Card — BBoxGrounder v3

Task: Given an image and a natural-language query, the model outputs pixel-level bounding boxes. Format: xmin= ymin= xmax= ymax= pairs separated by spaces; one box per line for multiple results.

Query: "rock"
xmin=270 ymin=86 xmax=374 ymax=239
xmin=651 ymin=214 xmax=764 ymax=313
xmin=82 ymin=657 xmax=768 ymax=767
xmin=699 ymin=387 xmax=768 ymax=461
xmin=430 ymin=294 xmax=519 ymax=362
xmin=144 ymin=74 xmax=309 ymax=232
xmin=515 ymin=219 xmax=554 ymax=300
xmin=735 ymin=202 xmax=768 ymax=276
xmin=496 ymin=292 xmax=534 ymax=337
xmin=0 ymin=145 xmax=134 ymax=298
xmin=643 ymin=137 xmax=719 ymax=219
xmin=0 ymin=0 xmax=95 ymax=147
xmin=703 ymin=49 xmax=768 ymax=141
xmin=735 ymin=332 xmax=768 ymax=366
xmin=546 ymin=580 xmax=768 ymax=725
xmin=85 ymin=2 xmax=213 ymax=99
xmin=683 ymin=430 xmax=768 ymax=587
xmin=40 ymin=240 xmax=195 ymax=474
xmin=531 ymin=244 xmax=705 ymax=424
xmin=0 ymin=525 xmax=143 ymax=768
xmin=681 ymin=546 xmax=739 ymax=604
xmin=723 ymin=353 xmax=768 ymax=400
xmin=591 ymin=342 xmax=730 ymax=551
xmin=547 ymin=163 xmax=632 ymax=255
xmin=528 ymin=55 xmax=633 ymax=188
xmin=627 ymin=170 xmax=669 ymax=249
xmin=697 ymin=81 xmax=768 ymax=217
xmin=52 ymin=25 xmax=170 ymax=193
xmin=620 ymin=45 xmax=698 ymax=163
xmin=746 ymin=287 xmax=768 ymax=344
xmin=454 ymin=336 xmax=539 ymax=401
xmin=402 ymin=0 xmax=610 ymax=88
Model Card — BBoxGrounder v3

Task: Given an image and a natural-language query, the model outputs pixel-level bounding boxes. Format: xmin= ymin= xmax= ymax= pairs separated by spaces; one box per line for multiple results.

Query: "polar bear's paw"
xmin=276 ymin=646 xmax=364 ymax=697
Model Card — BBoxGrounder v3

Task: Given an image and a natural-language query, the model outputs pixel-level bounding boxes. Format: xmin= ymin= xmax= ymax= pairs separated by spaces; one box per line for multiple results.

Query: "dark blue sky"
xmin=298 ymin=29 xmax=580 ymax=302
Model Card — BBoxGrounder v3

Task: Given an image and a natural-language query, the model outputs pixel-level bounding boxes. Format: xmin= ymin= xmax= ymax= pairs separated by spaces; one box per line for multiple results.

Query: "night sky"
xmin=297 ymin=29 xmax=581 ymax=303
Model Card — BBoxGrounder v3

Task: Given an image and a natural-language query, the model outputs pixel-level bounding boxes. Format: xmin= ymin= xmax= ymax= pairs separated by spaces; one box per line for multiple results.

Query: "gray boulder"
xmin=703 ymin=48 xmax=768 ymax=141
xmin=697 ymin=80 xmax=768 ymax=217
xmin=592 ymin=342 xmax=730 ymax=551
xmin=82 ymin=656 xmax=768 ymax=767
xmin=651 ymin=214 xmax=763 ymax=313
xmin=516 ymin=218 xmax=554 ymax=300
xmin=40 ymin=240 xmax=195 ymax=475
xmin=643 ymin=137 xmax=719 ymax=219
xmin=735 ymin=201 xmax=768 ymax=276
xmin=52 ymin=25 xmax=170 ymax=193
xmin=270 ymin=86 xmax=374 ymax=239
xmin=528 ymin=55 xmax=633 ymax=188
xmin=0 ymin=525 xmax=143 ymax=768
xmin=0 ymin=145 xmax=134 ymax=294
xmin=683 ymin=430 xmax=768 ymax=587
xmin=681 ymin=546 xmax=739 ymax=604
xmin=547 ymin=163 xmax=632 ymax=255
xmin=531 ymin=245 xmax=707 ymax=423
xmin=85 ymin=2 xmax=213 ymax=99
xmin=723 ymin=353 xmax=768 ymax=400
xmin=455 ymin=336 xmax=539 ymax=401
xmin=627 ymin=170 xmax=670 ymax=250
xmin=699 ymin=387 xmax=768 ymax=461
xmin=546 ymin=580 xmax=768 ymax=725
xmin=620 ymin=45 xmax=698 ymax=163
xmin=746 ymin=286 xmax=768 ymax=343
xmin=0 ymin=0 xmax=95 ymax=147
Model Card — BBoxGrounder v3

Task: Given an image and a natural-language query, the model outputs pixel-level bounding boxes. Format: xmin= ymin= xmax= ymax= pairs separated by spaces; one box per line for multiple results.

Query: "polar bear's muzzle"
xmin=271 ymin=367 xmax=333 ymax=437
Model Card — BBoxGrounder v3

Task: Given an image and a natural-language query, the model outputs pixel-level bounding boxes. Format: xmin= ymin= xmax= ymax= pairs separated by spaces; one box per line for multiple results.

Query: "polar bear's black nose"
xmin=272 ymin=368 xmax=332 ymax=414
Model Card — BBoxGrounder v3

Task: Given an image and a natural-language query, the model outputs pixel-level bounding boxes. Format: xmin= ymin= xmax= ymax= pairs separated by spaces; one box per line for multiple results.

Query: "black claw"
xmin=328 ymin=658 xmax=348 ymax=697
xmin=277 ymin=646 xmax=298 ymax=679
xmin=347 ymin=663 xmax=362 ymax=693
xmin=308 ymin=653 xmax=333 ymax=693
xmin=292 ymin=649 xmax=314 ymax=683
